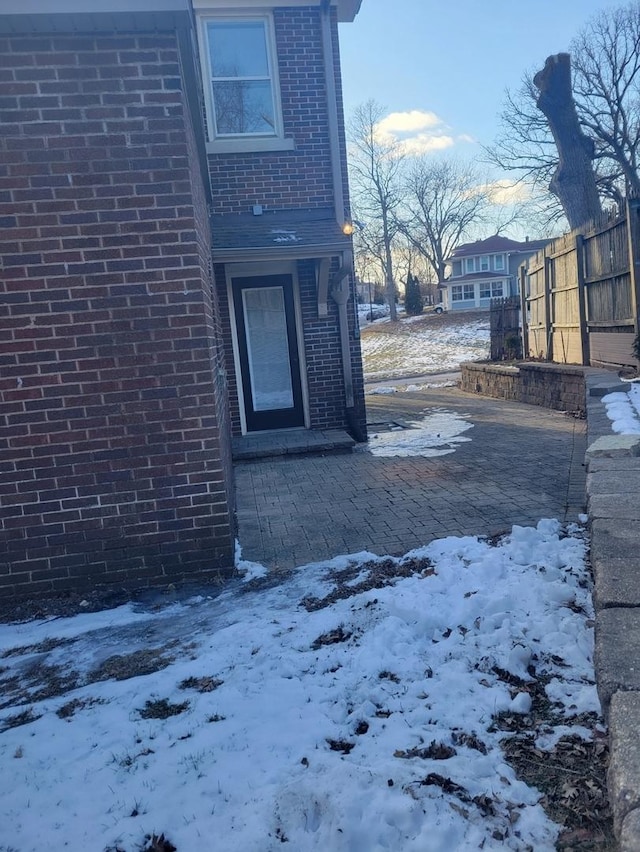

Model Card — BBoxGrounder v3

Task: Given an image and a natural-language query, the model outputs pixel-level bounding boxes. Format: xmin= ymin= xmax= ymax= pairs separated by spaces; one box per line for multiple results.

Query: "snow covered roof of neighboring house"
xmin=446 ymin=235 xmax=550 ymax=261
xmin=211 ymin=208 xmax=352 ymax=262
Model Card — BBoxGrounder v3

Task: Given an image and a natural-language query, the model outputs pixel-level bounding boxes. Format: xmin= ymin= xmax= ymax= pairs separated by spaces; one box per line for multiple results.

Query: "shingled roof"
xmin=211 ymin=208 xmax=352 ymax=261
xmin=447 ymin=235 xmax=550 ymax=260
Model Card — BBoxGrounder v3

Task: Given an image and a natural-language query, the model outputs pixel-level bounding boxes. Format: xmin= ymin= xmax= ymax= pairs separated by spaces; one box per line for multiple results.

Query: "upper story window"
xmin=493 ymin=254 xmax=505 ymax=270
xmin=207 ymin=19 xmax=276 ymax=136
xmin=479 ymin=255 xmax=489 ymax=272
xmin=465 ymin=257 xmax=475 ymax=274
xmin=198 ymin=14 xmax=293 ymax=153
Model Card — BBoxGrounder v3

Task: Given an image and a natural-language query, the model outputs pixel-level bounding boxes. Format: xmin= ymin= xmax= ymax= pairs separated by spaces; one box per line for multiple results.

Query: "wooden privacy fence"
xmin=490 ymin=296 xmax=521 ymax=360
xmin=522 ymin=197 xmax=640 ymax=368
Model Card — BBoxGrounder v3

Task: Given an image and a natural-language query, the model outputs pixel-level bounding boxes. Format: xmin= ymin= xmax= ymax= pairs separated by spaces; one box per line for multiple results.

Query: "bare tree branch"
xmin=486 ymin=2 xmax=640 ymax=221
xmin=348 ymin=100 xmax=404 ymax=319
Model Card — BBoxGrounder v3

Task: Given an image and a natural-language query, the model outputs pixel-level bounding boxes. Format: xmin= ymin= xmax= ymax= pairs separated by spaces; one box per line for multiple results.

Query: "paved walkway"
xmin=234 ymin=386 xmax=587 ymax=569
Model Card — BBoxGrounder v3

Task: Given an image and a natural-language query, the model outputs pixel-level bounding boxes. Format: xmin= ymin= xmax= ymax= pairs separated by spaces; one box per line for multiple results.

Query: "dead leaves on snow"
xmin=501 ymin=733 xmax=613 ymax=850
xmin=300 ymin=556 xmax=435 ymax=612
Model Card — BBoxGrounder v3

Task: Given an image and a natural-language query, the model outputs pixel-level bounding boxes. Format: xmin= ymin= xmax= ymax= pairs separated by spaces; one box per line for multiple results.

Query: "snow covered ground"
xmin=0 ymin=312 xmax=605 ymax=850
xmin=360 ymin=314 xmax=490 ymax=381
xmin=0 ymin=521 xmax=599 ymax=852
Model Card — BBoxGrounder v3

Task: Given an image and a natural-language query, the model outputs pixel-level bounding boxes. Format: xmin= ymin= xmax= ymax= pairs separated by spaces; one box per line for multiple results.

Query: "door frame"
xmin=226 ymin=261 xmax=309 ymax=435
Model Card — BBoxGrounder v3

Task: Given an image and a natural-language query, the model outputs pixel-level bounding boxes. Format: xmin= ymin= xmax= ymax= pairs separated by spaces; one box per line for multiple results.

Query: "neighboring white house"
xmin=440 ymin=235 xmax=550 ymax=311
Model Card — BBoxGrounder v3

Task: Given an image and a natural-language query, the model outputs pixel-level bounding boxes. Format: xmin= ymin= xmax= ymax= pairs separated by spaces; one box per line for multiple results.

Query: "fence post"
xmin=626 ymin=197 xmax=640 ymax=340
xmin=519 ymin=263 xmax=528 ymax=359
xmin=575 ymin=234 xmax=590 ymax=365
xmin=543 ymin=253 xmax=553 ymax=361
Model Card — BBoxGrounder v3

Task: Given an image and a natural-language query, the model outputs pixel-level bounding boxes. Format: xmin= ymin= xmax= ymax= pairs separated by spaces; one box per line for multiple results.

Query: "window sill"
xmin=206 ymin=137 xmax=295 ymax=155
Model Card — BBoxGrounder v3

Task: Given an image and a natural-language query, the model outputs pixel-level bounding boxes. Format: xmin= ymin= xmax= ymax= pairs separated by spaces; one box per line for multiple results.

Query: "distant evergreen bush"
xmin=404 ymin=273 xmax=424 ymax=316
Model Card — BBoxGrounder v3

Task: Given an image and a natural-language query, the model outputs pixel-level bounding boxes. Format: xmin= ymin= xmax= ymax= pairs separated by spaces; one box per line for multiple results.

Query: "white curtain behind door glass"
xmin=242 ymin=287 xmax=294 ymax=411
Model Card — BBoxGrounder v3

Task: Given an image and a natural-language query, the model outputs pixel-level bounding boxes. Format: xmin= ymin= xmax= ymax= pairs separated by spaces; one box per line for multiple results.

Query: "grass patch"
xmin=178 ymin=675 xmax=223 ymax=693
xmin=0 ymin=707 xmax=41 ymax=732
xmin=138 ymin=698 xmax=189 ymax=720
xmin=89 ymin=646 xmax=176 ymax=683
xmin=56 ymin=696 xmax=107 ymax=719
xmin=1 ymin=636 xmax=75 ymax=659
xmin=502 ymin=733 xmax=613 ymax=850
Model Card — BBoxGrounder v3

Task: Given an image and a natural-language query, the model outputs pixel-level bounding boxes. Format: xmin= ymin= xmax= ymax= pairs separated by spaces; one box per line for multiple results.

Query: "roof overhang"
xmin=0 ymin=0 xmax=364 ymax=25
xmin=212 ymin=242 xmax=349 ymax=263
xmin=0 ymin=0 xmax=190 ymax=12
xmin=191 ymin=0 xmax=362 ymax=23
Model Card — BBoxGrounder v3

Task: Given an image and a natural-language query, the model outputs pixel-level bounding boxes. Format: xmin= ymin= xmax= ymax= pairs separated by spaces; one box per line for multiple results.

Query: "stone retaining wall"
xmin=461 ymin=362 xmax=586 ymax=416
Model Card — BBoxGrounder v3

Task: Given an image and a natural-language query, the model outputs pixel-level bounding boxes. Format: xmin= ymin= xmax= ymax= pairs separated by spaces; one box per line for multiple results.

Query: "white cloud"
xmin=483 ymin=179 xmax=532 ymax=205
xmin=373 ymin=109 xmax=474 ymax=157
xmin=377 ymin=109 xmax=442 ymax=136
xmin=400 ymin=133 xmax=455 ymax=156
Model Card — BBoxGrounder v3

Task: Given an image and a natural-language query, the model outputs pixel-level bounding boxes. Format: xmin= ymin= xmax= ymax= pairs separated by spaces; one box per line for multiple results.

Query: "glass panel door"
xmin=232 ymin=274 xmax=304 ymax=432
xmin=242 ymin=286 xmax=294 ymax=411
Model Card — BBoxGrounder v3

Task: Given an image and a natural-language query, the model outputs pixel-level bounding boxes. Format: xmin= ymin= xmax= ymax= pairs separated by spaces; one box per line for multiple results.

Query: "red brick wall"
xmin=206 ymin=6 xmax=366 ymax=439
xmin=206 ymin=7 xmax=336 ymax=215
xmin=0 ymin=31 xmax=235 ymax=598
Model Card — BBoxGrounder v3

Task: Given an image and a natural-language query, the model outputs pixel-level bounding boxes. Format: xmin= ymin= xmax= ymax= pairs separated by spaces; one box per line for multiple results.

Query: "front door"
xmin=232 ymin=274 xmax=305 ymax=432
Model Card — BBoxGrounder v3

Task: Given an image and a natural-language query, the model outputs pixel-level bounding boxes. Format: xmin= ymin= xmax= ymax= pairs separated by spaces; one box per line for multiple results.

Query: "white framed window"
xmin=480 ymin=281 xmax=504 ymax=298
xmin=465 ymin=257 xmax=475 ymax=274
xmin=452 ymin=284 xmax=475 ymax=301
xmin=493 ymin=254 xmax=505 ymax=270
xmin=479 ymin=255 xmax=489 ymax=271
xmin=198 ymin=14 xmax=292 ymax=153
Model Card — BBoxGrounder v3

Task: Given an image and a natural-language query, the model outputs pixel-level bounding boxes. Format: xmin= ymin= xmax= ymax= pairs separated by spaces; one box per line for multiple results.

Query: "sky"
xmin=339 ymin=0 xmax=627 ymax=165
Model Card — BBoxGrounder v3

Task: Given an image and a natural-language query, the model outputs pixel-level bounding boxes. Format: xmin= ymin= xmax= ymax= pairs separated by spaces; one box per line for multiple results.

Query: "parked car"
xmin=366 ymin=306 xmax=388 ymax=320
xmin=424 ymin=304 xmax=445 ymax=314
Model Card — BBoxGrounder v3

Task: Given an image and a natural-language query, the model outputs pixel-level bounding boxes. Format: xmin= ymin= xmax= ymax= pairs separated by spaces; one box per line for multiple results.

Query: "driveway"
xmin=234 ymin=386 xmax=587 ymax=570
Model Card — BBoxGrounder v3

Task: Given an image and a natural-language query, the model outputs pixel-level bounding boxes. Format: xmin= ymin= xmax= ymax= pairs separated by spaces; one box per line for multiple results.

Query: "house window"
xmin=480 ymin=281 xmax=504 ymax=298
xmin=200 ymin=16 xmax=286 ymax=146
xmin=452 ymin=260 xmax=462 ymax=277
xmin=451 ymin=284 xmax=475 ymax=301
xmin=465 ymin=257 xmax=475 ymax=274
xmin=493 ymin=254 xmax=505 ymax=270
xmin=479 ymin=256 xmax=489 ymax=271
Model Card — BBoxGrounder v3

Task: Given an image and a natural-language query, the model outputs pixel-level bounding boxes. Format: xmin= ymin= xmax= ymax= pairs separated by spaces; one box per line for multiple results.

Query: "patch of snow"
xmin=236 ymin=540 xmax=268 ymax=582
xmin=362 ymin=317 xmax=489 ymax=379
xmin=365 ymin=409 xmax=473 ymax=457
xmin=0 ymin=522 xmax=596 ymax=851
xmin=602 ymin=385 xmax=640 ymax=433
xmin=367 ymin=386 xmax=397 ymax=395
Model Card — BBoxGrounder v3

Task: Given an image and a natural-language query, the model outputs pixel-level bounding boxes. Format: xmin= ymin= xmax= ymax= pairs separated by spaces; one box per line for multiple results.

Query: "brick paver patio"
xmin=234 ymin=386 xmax=587 ymax=570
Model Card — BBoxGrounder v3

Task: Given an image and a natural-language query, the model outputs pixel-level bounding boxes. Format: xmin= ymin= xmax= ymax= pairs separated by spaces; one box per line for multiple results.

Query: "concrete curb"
xmin=585 ymin=372 xmax=640 ymax=849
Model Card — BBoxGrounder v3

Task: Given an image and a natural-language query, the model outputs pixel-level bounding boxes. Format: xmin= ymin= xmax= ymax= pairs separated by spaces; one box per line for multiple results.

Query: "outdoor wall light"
xmin=342 ymin=221 xmax=355 ymax=235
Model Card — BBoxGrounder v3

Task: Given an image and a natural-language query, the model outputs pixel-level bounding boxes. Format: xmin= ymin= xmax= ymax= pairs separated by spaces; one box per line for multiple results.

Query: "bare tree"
xmin=572 ymin=5 xmax=640 ymax=198
xmin=396 ymin=158 xmax=496 ymax=283
xmin=348 ymin=100 xmax=404 ymax=320
xmin=488 ymin=2 xmax=640 ymax=224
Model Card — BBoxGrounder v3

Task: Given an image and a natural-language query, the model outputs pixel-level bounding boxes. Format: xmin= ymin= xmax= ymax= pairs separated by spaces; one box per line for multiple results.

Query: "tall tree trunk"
xmin=533 ymin=53 xmax=602 ymax=230
xmin=382 ymin=211 xmax=397 ymax=321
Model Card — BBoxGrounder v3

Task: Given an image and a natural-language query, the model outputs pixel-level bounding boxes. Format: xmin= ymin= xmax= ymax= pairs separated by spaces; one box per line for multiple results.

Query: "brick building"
xmin=0 ymin=0 xmax=366 ymax=598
